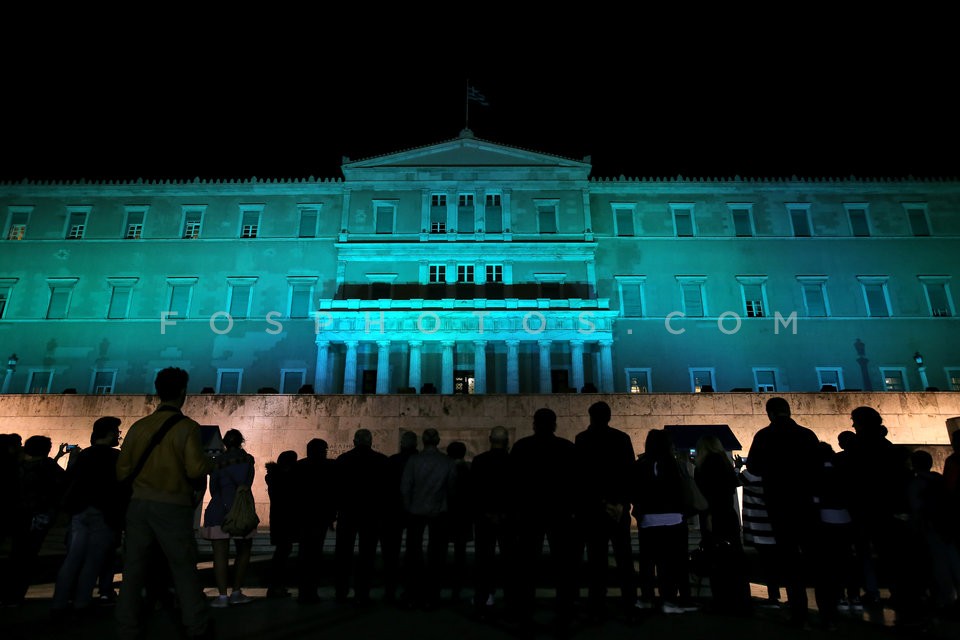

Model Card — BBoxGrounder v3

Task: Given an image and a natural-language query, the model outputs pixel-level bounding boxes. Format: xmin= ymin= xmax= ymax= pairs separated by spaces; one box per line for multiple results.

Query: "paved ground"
xmin=3 ymin=532 xmax=959 ymax=640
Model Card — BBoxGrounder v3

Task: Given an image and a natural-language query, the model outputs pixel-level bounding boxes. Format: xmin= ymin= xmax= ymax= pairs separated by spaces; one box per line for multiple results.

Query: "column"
xmin=314 ymin=340 xmax=330 ymax=394
xmin=376 ymin=340 xmax=391 ymax=394
xmin=600 ymin=339 xmax=614 ymax=393
xmin=506 ymin=340 xmax=520 ymax=394
xmin=473 ymin=340 xmax=487 ymax=394
xmin=570 ymin=339 xmax=585 ymax=393
xmin=441 ymin=341 xmax=455 ymax=395
xmin=343 ymin=340 xmax=358 ymax=394
xmin=538 ymin=339 xmax=552 ymax=393
xmin=408 ymin=340 xmax=422 ymax=392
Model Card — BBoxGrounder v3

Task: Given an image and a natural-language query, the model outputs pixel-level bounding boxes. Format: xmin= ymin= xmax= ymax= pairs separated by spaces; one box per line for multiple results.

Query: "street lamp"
xmin=1 ymin=353 xmax=16 ymax=394
xmin=914 ymin=351 xmax=929 ymax=390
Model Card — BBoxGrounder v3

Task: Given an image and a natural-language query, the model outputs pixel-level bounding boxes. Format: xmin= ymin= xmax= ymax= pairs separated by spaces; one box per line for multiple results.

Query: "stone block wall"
xmin=2 ymin=391 xmax=958 ymax=526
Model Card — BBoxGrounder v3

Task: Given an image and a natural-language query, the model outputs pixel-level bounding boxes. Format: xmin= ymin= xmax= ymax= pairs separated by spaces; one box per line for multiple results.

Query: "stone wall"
xmin=3 ymin=391 xmax=958 ymax=526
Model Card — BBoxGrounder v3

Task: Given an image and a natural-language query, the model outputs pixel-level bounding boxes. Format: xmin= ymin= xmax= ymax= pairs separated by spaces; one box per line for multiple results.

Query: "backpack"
xmin=221 ymin=485 xmax=259 ymax=537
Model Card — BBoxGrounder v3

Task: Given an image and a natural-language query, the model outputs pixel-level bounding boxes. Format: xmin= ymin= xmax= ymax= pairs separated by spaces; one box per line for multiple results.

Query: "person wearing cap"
xmin=52 ymin=416 xmax=123 ymax=617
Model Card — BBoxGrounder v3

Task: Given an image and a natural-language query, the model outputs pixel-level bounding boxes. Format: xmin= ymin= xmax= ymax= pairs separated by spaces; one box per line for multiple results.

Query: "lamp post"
xmin=914 ymin=351 xmax=929 ymax=390
xmin=1 ymin=353 xmax=17 ymax=394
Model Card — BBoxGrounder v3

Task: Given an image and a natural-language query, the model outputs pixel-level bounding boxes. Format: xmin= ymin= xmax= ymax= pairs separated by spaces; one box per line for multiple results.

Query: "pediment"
xmin=342 ymin=131 xmax=591 ymax=178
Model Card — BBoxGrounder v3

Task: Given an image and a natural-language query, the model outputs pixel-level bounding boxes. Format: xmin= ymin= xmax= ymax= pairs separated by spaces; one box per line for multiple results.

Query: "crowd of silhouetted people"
xmin=3 ymin=378 xmax=960 ymax=638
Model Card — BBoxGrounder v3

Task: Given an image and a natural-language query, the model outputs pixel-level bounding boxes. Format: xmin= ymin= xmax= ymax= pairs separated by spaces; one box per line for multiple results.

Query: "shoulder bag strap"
xmin=125 ymin=411 xmax=185 ymax=484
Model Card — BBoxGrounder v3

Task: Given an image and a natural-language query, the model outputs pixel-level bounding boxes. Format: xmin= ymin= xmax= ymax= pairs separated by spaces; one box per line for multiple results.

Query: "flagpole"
xmin=465 ymin=79 xmax=470 ymax=130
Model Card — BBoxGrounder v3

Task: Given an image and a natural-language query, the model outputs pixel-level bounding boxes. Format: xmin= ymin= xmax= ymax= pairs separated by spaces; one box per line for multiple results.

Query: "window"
xmin=288 ymin=276 xmax=317 ymax=318
xmin=625 ymin=368 xmax=652 ymax=393
xmin=729 ymin=204 xmax=754 ymax=237
xmin=46 ymin=278 xmax=78 ymax=319
xmin=845 ymin=204 xmax=870 ymax=237
xmin=919 ymin=276 xmax=953 ymax=317
xmin=457 ymin=193 xmax=475 ymax=232
xmin=216 ymin=369 xmax=243 ymax=394
xmin=90 ymin=370 xmax=116 ymax=394
xmin=485 ymin=193 xmax=503 ymax=232
xmin=167 ymin=277 xmax=198 ymax=318
xmin=736 ymin=276 xmax=768 ymax=318
xmin=457 ymin=264 xmax=475 ymax=283
xmin=788 ymin=205 xmax=812 ymax=237
xmin=429 ymin=264 xmax=446 ymax=283
xmin=946 ymin=368 xmax=960 ymax=391
xmin=240 ymin=207 xmax=261 ymax=238
xmin=486 ymin=264 xmax=503 ymax=283
xmin=905 ymin=204 xmax=931 ymax=236
xmin=374 ymin=200 xmax=396 ymax=234
xmin=689 ymin=368 xmax=715 ymax=393
xmin=858 ymin=276 xmax=891 ymax=317
xmin=107 ymin=277 xmax=137 ymax=319
xmin=27 ymin=369 xmax=54 ymax=394
xmin=613 ymin=204 xmax=636 ymax=236
xmin=430 ymin=194 xmax=447 ymax=233
xmin=880 ymin=367 xmax=907 ymax=391
xmin=66 ymin=208 xmax=90 ymax=239
xmin=124 ymin=207 xmax=147 ymax=239
xmin=280 ymin=369 xmax=306 ymax=394
xmin=816 ymin=367 xmax=844 ymax=391
xmin=798 ymin=276 xmax=830 ymax=317
xmin=298 ymin=206 xmax=320 ymax=238
xmin=671 ymin=204 xmax=695 ymax=237
xmin=677 ymin=276 xmax=706 ymax=317
xmin=536 ymin=201 xmax=558 ymax=234
xmin=753 ymin=368 xmax=778 ymax=392
xmin=0 ymin=279 xmax=14 ymax=318
xmin=616 ymin=276 xmax=646 ymax=317
xmin=6 ymin=207 xmax=31 ymax=240
xmin=227 ymin=277 xmax=257 ymax=319
xmin=182 ymin=207 xmax=204 ymax=239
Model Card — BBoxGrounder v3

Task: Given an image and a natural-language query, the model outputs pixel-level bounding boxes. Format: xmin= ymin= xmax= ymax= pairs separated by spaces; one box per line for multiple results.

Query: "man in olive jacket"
xmin=116 ymin=367 xmax=213 ymax=640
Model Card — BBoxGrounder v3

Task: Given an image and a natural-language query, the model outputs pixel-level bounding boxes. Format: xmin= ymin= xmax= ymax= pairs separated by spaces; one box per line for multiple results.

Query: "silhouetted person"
xmin=509 ymin=407 xmax=577 ymax=629
xmin=747 ymin=397 xmax=820 ymax=627
xmin=401 ymin=428 xmax=455 ymax=609
xmin=811 ymin=441 xmax=856 ymax=628
xmin=52 ymin=416 xmax=123 ymax=617
xmin=445 ymin=441 xmax=472 ymax=603
xmin=841 ymin=406 xmax=920 ymax=628
xmin=695 ymin=435 xmax=750 ymax=615
xmin=115 ymin=367 xmax=213 ymax=640
xmin=334 ymin=429 xmax=389 ymax=604
xmin=265 ymin=450 xmax=298 ymax=598
xmin=1 ymin=435 xmax=66 ymax=606
xmin=631 ymin=429 xmax=696 ymax=613
xmin=0 ymin=433 xmax=23 ymax=551
xmin=382 ymin=430 xmax=418 ymax=603
xmin=471 ymin=426 xmax=513 ymax=615
xmin=574 ymin=400 xmax=636 ymax=618
xmin=295 ymin=438 xmax=337 ymax=604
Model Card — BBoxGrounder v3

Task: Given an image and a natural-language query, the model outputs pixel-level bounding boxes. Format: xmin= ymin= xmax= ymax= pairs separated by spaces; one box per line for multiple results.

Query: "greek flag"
xmin=467 ymin=86 xmax=488 ymax=106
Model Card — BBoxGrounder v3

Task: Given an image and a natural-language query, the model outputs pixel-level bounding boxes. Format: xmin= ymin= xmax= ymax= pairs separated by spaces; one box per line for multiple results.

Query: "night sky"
xmin=2 ymin=17 xmax=956 ymax=183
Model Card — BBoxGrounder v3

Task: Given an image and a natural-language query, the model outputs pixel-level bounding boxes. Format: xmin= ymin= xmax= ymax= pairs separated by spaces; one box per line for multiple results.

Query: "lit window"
xmin=66 ymin=209 xmax=89 ymax=240
xmin=6 ymin=207 xmax=31 ymax=240
xmin=690 ymin=368 xmax=715 ymax=392
xmin=625 ymin=368 xmax=651 ymax=393
xmin=919 ymin=276 xmax=953 ymax=317
xmin=124 ymin=207 xmax=147 ymax=239
xmin=182 ymin=208 xmax=204 ymax=239
xmin=880 ymin=367 xmax=907 ymax=391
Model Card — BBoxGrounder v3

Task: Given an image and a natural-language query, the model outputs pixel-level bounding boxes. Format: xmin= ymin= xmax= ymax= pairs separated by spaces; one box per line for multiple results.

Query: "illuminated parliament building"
xmin=2 ymin=131 xmax=959 ymax=397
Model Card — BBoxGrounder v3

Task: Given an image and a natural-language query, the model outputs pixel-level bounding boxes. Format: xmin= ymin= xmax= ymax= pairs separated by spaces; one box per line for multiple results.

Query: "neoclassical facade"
xmin=1 ymin=131 xmax=959 ymax=396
